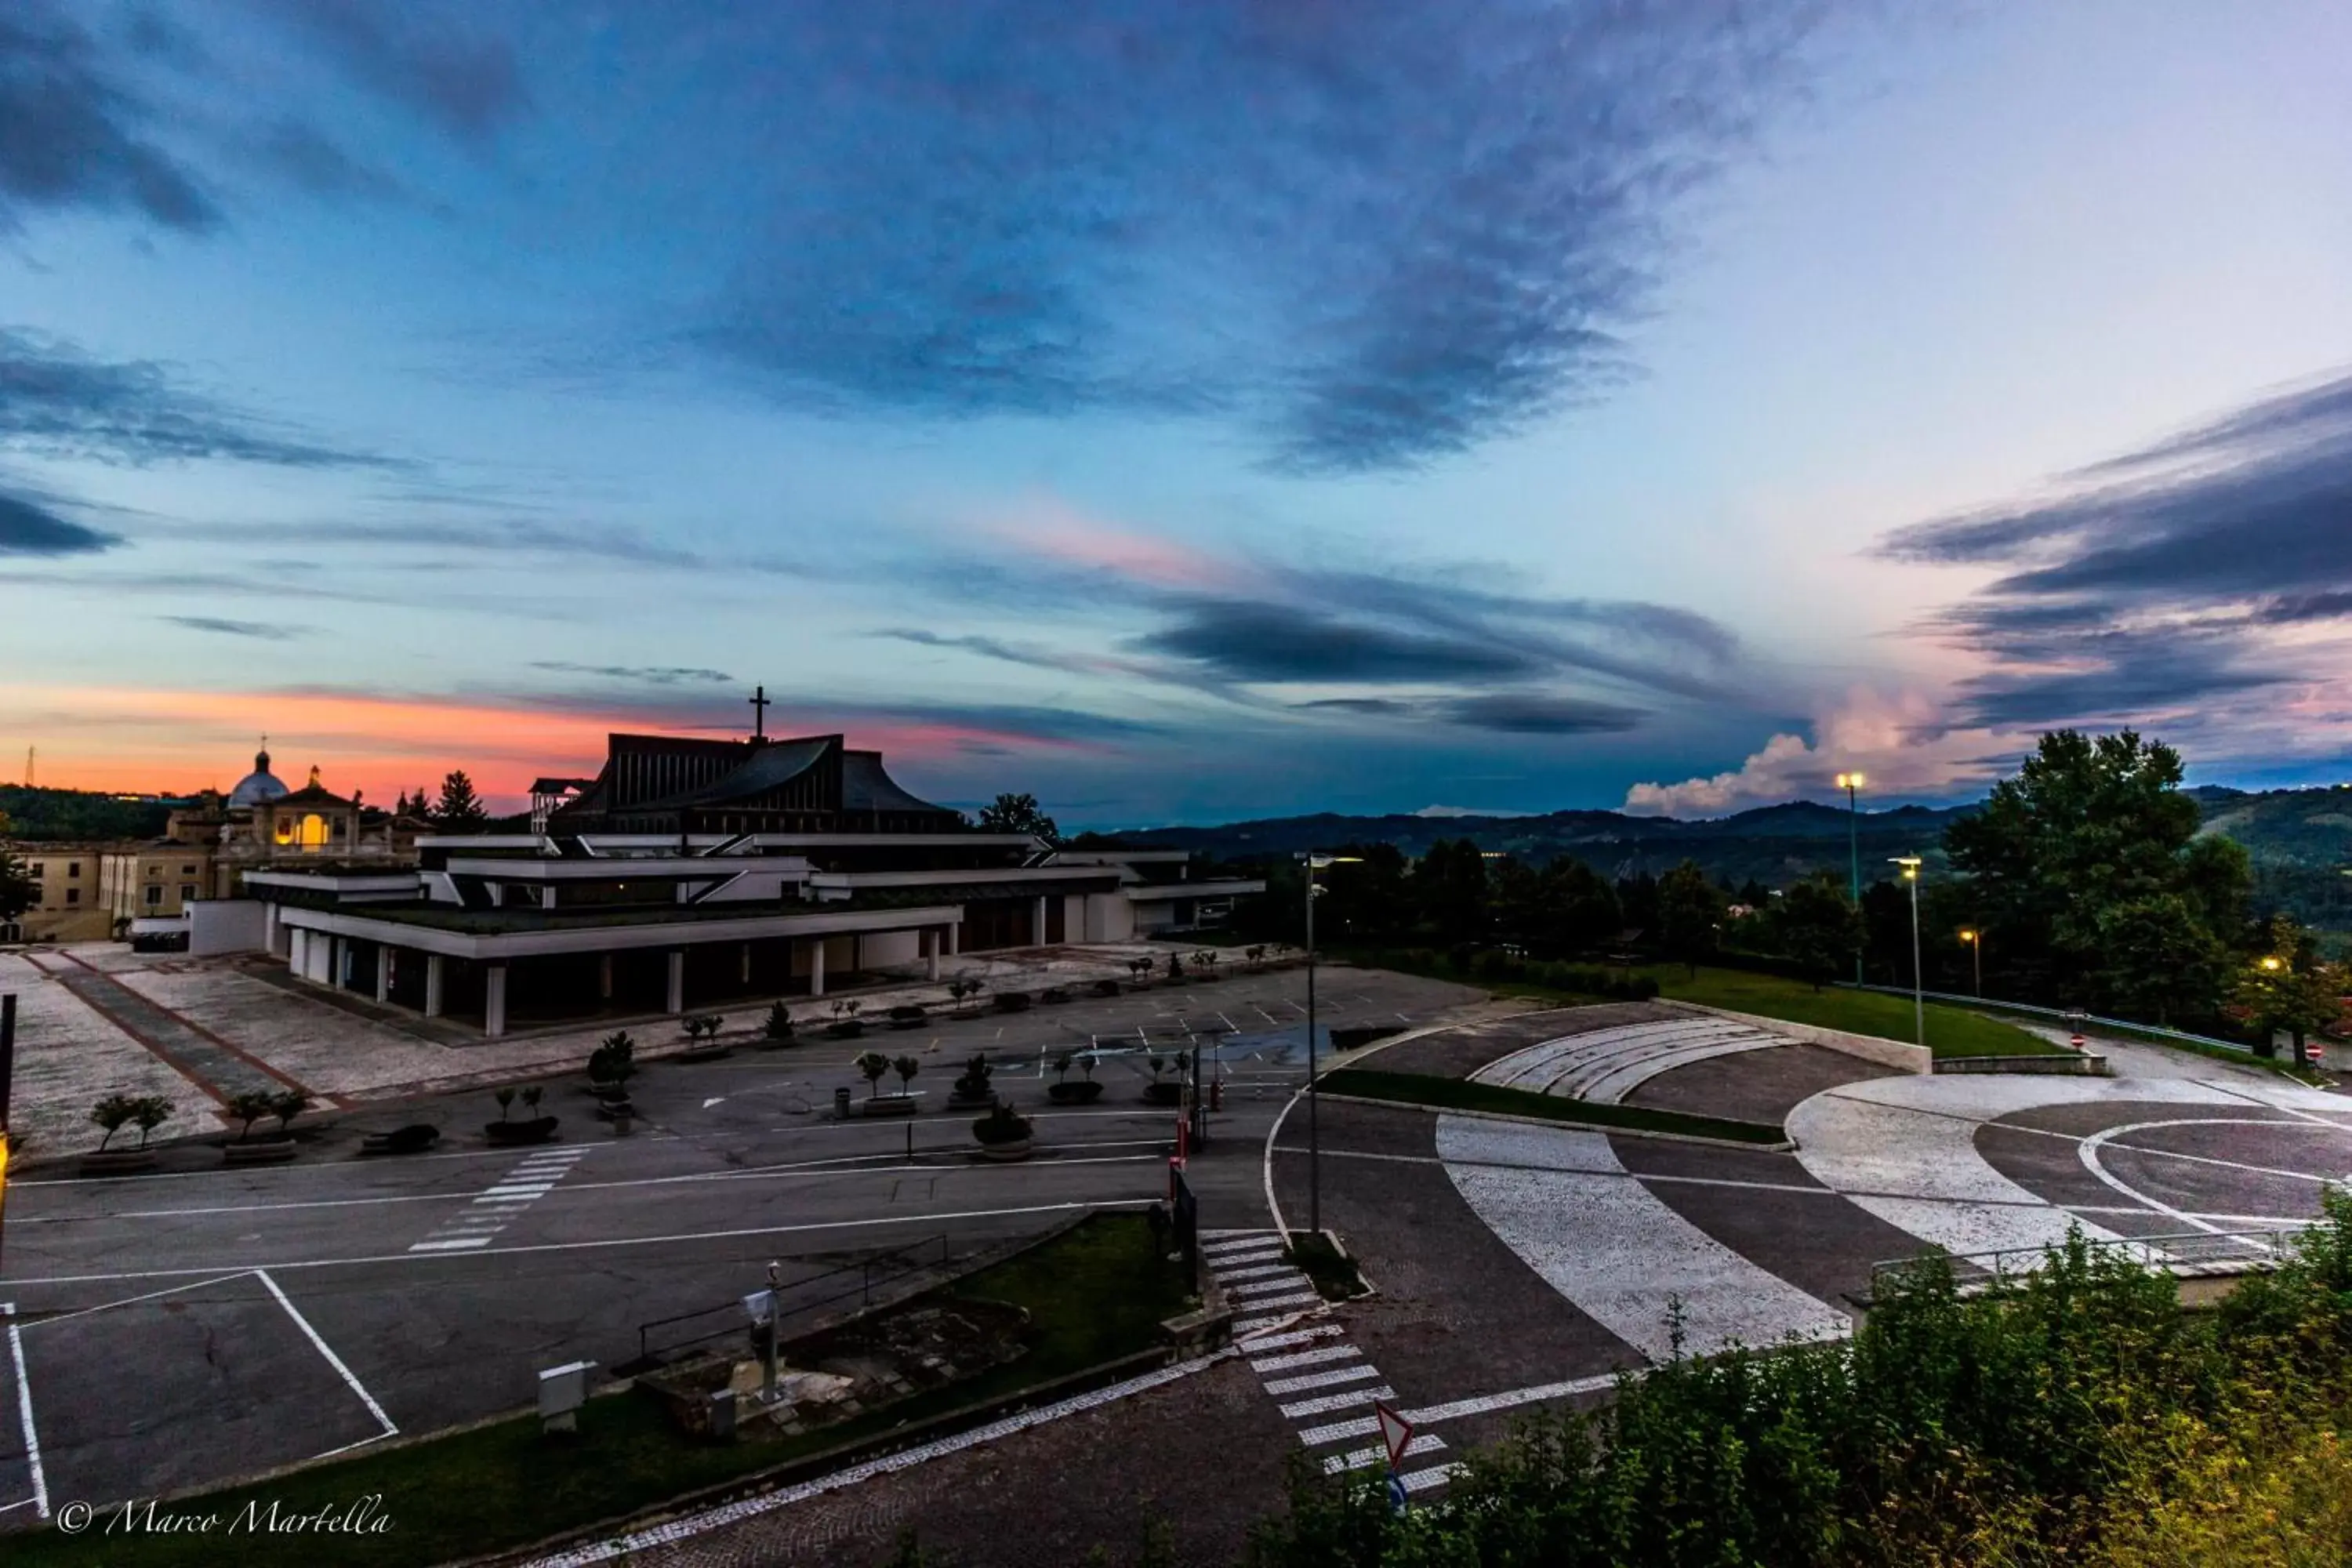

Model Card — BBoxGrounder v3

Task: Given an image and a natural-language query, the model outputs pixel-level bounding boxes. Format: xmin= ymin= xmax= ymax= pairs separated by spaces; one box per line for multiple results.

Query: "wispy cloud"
xmin=0 ymin=328 xmax=405 ymax=470
xmin=691 ymin=0 xmax=1835 ymax=470
xmin=0 ymin=487 xmax=118 ymax=555
xmin=529 ymin=662 xmax=734 ymax=687
xmin=255 ymin=0 xmax=528 ymax=146
xmin=162 ymin=615 xmax=301 ymax=640
xmin=1880 ymin=367 xmax=2352 ymax=737
xmin=0 ymin=2 xmax=219 ymax=233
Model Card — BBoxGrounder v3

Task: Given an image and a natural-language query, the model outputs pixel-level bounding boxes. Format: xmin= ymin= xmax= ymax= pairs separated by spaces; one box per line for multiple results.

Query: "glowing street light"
xmin=1957 ymin=927 xmax=1982 ymax=997
xmin=1835 ymin=773 xmax=1866 ymax=983
xmin=1891 ymin=855 xmax=1924 ymax=1047
xmin=1298 ymin=851 xmax=1362 ymax=1236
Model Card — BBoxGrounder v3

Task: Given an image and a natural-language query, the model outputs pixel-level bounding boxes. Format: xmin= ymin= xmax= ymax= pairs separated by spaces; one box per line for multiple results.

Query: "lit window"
xmin=299 ymin=814 xmax=327 ymax=849
xmin=274 ymin=818 xmax=295 ymax=845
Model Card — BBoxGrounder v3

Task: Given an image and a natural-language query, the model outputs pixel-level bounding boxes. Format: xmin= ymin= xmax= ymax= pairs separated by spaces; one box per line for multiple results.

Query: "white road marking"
xmin=1399 ymin=1463 xmax=1461 ymax=1493
xmin=1324 ymin=1432 xmax=1447 ymax=1473
xmin=1233 ymin=1290 xmax=1321 ymax=1316
xmin=1233 ymin=1324 xmax=1344 ymax=1351
xmin=702 ymin=1098 xmax=725 ymax=1109
xmin=254 ymin=1269 xmax=398 ymax=1440
xmin=1261 ymin=1363 xmax=1381 ymax=1397
xmin=408 ymin=1236 xmax=493 ymax=1251
xmin=11 ymin=1271 xmax=250 ymax=1330
xmin=1251 ymin=1343 xmax=1363 ymax=1374
xmin=1279 ymin=1384 xmax=1397 ymax=1419
xmin=4 ymin=1199 xmax=1140 ymax=1287
xmin=1229 ymin=1275 xmax=1315 ymax=1299
xmin=1438 ymin=1116 xmax=1849 ymax=1361
xmin=1215 ymin=1263 xmax=1300 ymax=1283
xmin=4 ymin=1303 xmax=49 ymax=1521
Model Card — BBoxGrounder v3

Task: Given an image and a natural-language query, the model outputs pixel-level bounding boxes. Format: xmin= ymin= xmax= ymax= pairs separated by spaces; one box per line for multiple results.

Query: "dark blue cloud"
xmin=1137 ymin=598 xmax=1537 ymax=683
xmin=0 ymin=2 xmax=218 ymax=232
xmin=0 ymin=328 xmax=405 ymax=469
xmin=255 ymin=0 xmax=527 ymax=145
xmin=529 ymin=662 xmax=734 ymax=687
xmin=1884 ymin=368 xmax=2352 ymax=732
xmin=1437 ymin=693 xmax=1646 ymax=735
xmin=689 ymin=0 xmax=1835 ymax=470
xmin=0 ymin=488 xmax=118 ymax=555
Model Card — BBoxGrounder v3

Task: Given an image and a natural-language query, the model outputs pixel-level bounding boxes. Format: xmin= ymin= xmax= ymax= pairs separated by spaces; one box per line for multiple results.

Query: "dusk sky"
xmin=5 ymin=2 xmax=2350 ymax=825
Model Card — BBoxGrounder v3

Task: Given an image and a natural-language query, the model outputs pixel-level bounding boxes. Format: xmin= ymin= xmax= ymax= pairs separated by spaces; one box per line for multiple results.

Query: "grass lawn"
xmin=10 ymin=1213 xmax=1192 ymax=1568
xmin=1319 ymin=1066 xmax=1788 ymax=1145
xmin=1628 ymin=966 xmax=2060 ymax=1059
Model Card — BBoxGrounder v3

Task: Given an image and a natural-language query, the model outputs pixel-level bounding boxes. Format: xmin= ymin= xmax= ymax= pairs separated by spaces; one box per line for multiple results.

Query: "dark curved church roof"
xmin=551 ymin=731 xmax=959 ymax=833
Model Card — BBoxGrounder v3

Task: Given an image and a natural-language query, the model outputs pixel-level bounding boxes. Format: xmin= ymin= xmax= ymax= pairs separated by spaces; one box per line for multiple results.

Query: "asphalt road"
xmin=0 ymin=965 xmax=1481 ymax=1521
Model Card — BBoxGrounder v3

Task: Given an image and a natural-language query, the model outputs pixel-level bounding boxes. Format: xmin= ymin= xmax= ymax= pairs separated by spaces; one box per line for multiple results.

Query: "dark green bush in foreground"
xmin=1248 ymin=1192 xmax=2352 ymax=1568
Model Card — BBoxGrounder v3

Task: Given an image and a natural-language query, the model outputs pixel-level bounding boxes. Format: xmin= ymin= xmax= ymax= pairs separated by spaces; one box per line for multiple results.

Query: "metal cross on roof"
xmin=748 ymin=685 xmax=769 ymax=740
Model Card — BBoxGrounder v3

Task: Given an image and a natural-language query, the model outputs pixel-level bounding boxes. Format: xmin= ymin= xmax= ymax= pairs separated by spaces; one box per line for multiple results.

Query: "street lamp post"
xmin=1893 ymin=855 xmax=1923 ymax=1047
xmin=1958 ymin=927 xmax=1981 ymax=997
xmin=1298 ymin=851 xmax=1359 ymax=1236
xmin=1835 ymin=773 xmax=1865 ymax=984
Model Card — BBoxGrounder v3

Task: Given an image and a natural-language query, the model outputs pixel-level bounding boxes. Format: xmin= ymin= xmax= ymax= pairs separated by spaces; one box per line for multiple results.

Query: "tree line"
xmin=1224 ymin=729 xmax=2344 ymax=1057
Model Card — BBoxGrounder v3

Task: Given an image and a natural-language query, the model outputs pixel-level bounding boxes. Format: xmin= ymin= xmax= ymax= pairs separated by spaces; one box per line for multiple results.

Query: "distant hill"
xmin=1105 ymin=785 xmax=2352 ymax=926
xmin=0 ymin=785 xmax=174 ymax=843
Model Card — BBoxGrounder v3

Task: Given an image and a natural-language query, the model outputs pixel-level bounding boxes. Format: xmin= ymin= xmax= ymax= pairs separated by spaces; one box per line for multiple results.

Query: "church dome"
xmin=227 ymin=747 xmax=289 ymax=808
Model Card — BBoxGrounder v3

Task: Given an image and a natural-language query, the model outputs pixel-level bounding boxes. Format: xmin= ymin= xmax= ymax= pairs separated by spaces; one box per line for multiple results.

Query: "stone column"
xmin=288 ymin=927 xmax=307 ymax=977
xmin=740 ymin=943 xmax=751 ymax=984
xmin=808 ymin=937 xmax=826 ymax=998
xmin=947 ymin=922 xmax=960 ymax=956
xmin=424 ymin=953 xmax=445 ymax=1018
xmin=924 ymin=927 xmax=940 ymax=982
xmin=1033 ymin=895 xmax=1048 ymax=947
xmin=375 ymin=946 xmax=392 ymax=1004
xmin=262 ymin=901 xmax=278 ymax=956
xmin=598 ymin=952 xmax=614 ymax=1000
xmin=666 ymin=949 xmax=685 ymax=1014
xmin=328 ymin=935 xmax=346 ymax=989
xmin=540 ymin=885 xmax=557 ymax=910
xmin=485 ymin=963 xmax=509 ymax=1038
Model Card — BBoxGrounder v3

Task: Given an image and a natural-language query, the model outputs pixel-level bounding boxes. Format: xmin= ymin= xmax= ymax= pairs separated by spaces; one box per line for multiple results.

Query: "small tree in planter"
xmin=891 ymin=1054 xmax=921 ymax=1095
xmin=1192 ymin=950 xmax=1219 ymax=982
xmin=949 ymin=1053 xmax=994 ymax=1107
xmin=855 ymin=1051 xmax=890 ymax=1098
xmin=494 ymin=1087 xmax=517 ymax=1122
xmin=1143 ymin=1054 xmax=1181 ymax=1105
xmin=1047 ymin=1050 xmax=1103 ymax=1105
xmin=1128 ymin=956 xmax=1156 ymax=982
xmin=129 ymin=1095 xmax=175 ymax=1148
xmin=1164 ymin=953 xmax=1185 ymax=985
xmin=1247 ymin=945 xmax=1267 ymax=967
xmin=227 ymin=1089 xmax=278 ymax=1142
xmin=488 ymin=1084 xmax=559 ymax=1145
xmin=971 ymin=1101 xmax=1034 ymax=1162
xmin=678 ymin=1013 xmax=730 ymax=1058
xmin=762 ymin=1001 xmax=795 ymax=1043
xmin=827 ymin=1000 xmax=866 ymax=1038
xmin=946 ymin=976 xmax=987 ymax=1018
xmin=90 ymin=1093 xmax=138 ymax=1151
xmin=589 ymin=1031 xmax=638 ymax=1098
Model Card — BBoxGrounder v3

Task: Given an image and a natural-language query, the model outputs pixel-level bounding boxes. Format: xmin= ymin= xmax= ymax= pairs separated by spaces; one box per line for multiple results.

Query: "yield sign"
xmin=1373 ymin=1399 xmax=1414 ymax=1471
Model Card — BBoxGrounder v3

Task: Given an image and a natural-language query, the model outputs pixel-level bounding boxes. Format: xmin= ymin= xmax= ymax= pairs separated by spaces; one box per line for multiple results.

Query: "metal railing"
xmin=1871 ymin=1224 xmax=2314 ymax=1290
xmin=1838 ymin=982 xmax=2281 ymax=1058
xmin=625 ymin=1232 xmax=953 ymax=1370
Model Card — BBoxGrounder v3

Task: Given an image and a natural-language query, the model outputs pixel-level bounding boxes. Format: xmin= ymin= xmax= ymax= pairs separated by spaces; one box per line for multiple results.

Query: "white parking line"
xmin=4 ymin=1303 xmax=49 ymax=1521
xmin=255 ymin=1269 xmax=397 ymax=1441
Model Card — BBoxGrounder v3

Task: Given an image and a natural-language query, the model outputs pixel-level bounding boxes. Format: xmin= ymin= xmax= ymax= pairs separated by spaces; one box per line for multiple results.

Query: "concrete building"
xmin=100 ymin=842 xmax=216 ymax=922
xmin=213 ymin=724 xmax=1261 ymax=1036
xmin=165 ymin=746 xmax=423 ymax=898
xmin=7 ymin=842 xmax=122 ymax=942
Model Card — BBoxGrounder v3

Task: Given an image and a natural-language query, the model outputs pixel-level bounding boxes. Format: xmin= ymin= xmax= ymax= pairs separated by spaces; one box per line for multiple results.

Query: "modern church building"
xmin=208 ymin=724 xmax=1261 ymax=1036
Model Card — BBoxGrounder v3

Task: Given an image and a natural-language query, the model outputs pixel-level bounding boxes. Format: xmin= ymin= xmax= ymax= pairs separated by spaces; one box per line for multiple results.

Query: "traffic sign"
xmin=1385 ymin=1471 xmax=1408 ymax=1514
xmin=1374 ymin=1399 xmax=1414 ymax=1471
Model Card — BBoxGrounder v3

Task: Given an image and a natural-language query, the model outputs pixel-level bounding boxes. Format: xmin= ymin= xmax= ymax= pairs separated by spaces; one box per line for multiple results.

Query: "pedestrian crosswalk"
xmin=408 ymin=1145 xmax=586 ymax=1253
xmin=1200 ymin=1231 xmax=1461 ymax=1494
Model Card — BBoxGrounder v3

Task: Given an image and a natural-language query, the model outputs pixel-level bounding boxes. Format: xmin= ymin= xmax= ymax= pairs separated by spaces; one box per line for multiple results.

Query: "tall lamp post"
xmin=1299 ymin=851 xmax=1359 ymax=1236
xmin=1835 ymin=773 xmax=1865 ymax=983
xmin=1892 ymin=856 xmax=1923 ymax=1047
xmin=1958 ymin=927 xmax=1982 ymax=997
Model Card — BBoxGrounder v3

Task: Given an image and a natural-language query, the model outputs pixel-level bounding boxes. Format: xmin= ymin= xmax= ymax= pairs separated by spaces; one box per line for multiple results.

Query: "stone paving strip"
xmin=1202 ymin=1232 xmax=1461 ymax=1493
xmin=30 ymin=951 xmax=317 ymax=1108
xmin=0 ymin=953 xmax=197 ymax=1155
xmin=1472 ymin=1016 xmax=1786 ymax=1105
xmin=1432 ymin=1117 xmax=1852 ymax=1360
xmin=408 ymin=1145 xmax=588 ymax=1253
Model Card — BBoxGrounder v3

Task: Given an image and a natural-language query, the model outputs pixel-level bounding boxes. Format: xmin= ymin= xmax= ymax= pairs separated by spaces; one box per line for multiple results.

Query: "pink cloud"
xmin=988 ymin=501 xmax=1238 ymax=592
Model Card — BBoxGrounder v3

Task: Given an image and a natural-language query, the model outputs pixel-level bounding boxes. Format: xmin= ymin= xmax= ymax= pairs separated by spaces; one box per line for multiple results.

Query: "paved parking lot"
xmin=0 ymin=958 xmax=1483 ymax=1519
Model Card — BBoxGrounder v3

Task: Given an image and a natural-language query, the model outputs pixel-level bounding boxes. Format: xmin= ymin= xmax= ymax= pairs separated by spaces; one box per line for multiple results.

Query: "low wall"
xmin=1934 ymin=1051 xmax=2112 ymax=1077
xmin=1678 ymin=1003 xmax=1933 ymax=1075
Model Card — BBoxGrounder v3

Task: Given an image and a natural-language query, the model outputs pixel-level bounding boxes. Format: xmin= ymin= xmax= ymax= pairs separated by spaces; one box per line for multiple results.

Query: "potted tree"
xmin=854 ymin=1050 xmax=916 ymax=1116
xmin=826 ymin=1000 xmax=866 ymax=1039
xmin=1040 ymin=983 xmax=1072 ymax=1004
xmin=1192 ymin=950 xmax=1220 ymax=983
xmin=1246 ymin=945 xmax=1267 ymax=969
xmin=1127 ymin=956 xmax=1156 ymax=984
xmin=947 ymin=1053 xmax=995 ymax=1109
xmin=759 ymin=1000 xmax=796 ymax=1046
xmin=486 ymin=1084 xmax=561 ymax=1145
xmin=993 ymin=988 xmax=1032 ymax=1013
xmin=361 ymin=1123 xmax=441 ymax=1156
xmin=1047 ymin=1050 xmax=1103 ymax=1105
xmin=225 ymin=1087 xmax=303 ymax=1165
xmin=1142 ymin=1054 xmax=1182 ymax=1106
xmin=82 ymin=1093 xmax=171 ymax=1174
xmin=677 ymin=1013 xmax=731 ymax=1062
xmin=887 ymin=1000 xmax=928 ymax=1030
xmin=946 ymin=976 xmax=987 ymax=1020
xmin=1163 ymin=953 xmax=1186 ymax=986
xmin=971 ymin=1101 xmax=1034 ymax=1162
xmin=589 ymin=1031 xmax=638 ymax=1120
xmin=1092 ymin=976 xmax=1122 ymax=997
